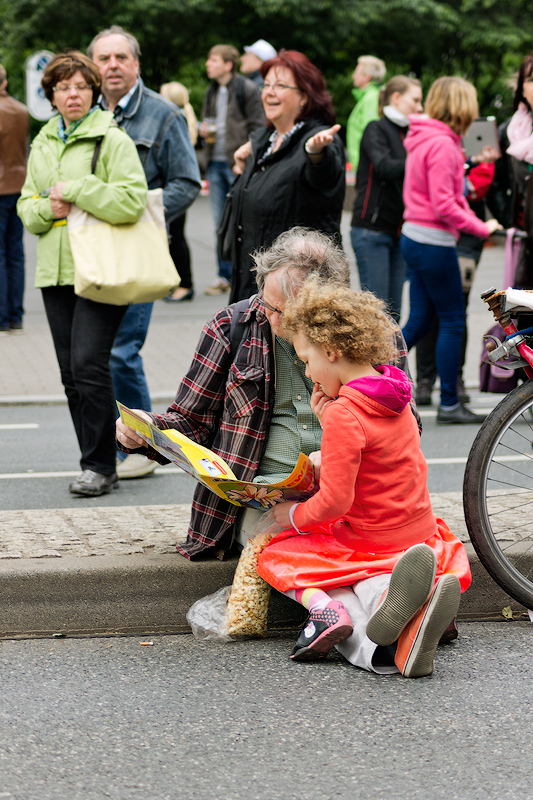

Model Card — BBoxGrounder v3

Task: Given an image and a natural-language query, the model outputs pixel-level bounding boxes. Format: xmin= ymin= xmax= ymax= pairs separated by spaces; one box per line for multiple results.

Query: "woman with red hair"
xmin=226 ymin=50 xmax=345 ymax=302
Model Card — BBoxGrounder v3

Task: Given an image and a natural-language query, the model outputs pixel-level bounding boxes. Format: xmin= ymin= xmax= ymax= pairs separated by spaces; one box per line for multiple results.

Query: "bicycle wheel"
xmin=463 ymin=379 xmax=533 ymax=608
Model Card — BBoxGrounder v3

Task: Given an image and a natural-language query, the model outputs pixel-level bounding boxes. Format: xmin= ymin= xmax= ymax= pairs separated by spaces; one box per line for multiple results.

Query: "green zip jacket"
xmin=18 ymin=108 xmax=148 ymax=288
xmin=346 ymin=83 xmax=381 ymax=173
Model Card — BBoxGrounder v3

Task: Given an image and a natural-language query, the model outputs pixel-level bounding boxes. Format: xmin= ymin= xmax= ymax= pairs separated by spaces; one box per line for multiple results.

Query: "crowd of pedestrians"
xmin=3 ymin=28 xmax=533 ymax=677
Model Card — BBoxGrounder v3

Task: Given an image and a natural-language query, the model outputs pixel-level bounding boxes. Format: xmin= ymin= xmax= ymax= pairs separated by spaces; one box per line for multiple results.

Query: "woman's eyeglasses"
xmin=260 ymin=82 xmax=298 ymax=93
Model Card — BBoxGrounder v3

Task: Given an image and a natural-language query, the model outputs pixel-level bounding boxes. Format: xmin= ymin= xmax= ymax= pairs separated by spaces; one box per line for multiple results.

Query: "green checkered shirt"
xmin=255 ymin=336 xmax=322 ymax=483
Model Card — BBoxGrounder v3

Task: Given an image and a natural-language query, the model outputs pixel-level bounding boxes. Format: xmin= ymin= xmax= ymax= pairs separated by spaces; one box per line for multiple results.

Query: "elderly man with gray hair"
xmin=347 ymin=55 xmax=386 ymax=173
xmin=87 ymin=25 xmax=201 ymax=482
xmin=116 ymin=227 xmax=418 ymax=559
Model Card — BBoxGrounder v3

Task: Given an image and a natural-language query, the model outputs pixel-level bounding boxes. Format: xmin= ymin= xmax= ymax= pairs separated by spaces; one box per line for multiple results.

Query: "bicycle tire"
xmin=463 ymin=380 xmax=533 ymax=608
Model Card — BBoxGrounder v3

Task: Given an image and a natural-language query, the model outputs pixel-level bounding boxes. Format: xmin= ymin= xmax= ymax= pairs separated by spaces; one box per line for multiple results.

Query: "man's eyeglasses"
xmin=258 ymin=295 xmax=284 ymax=316
xmin=53 ymin=84 xmax=92 ymax=94
xmin=260 ymin=82 xmax=298 ymax=93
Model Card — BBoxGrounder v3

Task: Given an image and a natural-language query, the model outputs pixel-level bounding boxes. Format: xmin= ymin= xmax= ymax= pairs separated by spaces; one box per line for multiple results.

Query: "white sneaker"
xmin=204 ymin=277 xmax=230 ymax=296
xmin=116 ymin=454 xmax=157 ymax=479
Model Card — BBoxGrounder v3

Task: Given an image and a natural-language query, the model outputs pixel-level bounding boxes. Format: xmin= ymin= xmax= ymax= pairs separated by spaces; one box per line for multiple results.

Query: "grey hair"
xmin=357 ymin=55 xmax=386 ymax=83
xmin=0 ymin=65 xmax=6 ymax=86
xmin=252 ymin=227 xmax=350 ymax=297
xmin=87 ymin=25 xmax=141 ymax=62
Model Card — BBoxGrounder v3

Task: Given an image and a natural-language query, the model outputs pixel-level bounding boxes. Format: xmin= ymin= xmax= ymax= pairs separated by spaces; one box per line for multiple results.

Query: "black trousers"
xmin=42 ymin=286 xmax=127 ymax=475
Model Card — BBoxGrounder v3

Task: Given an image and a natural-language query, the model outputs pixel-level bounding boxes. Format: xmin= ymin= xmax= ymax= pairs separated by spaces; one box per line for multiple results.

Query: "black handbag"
xmin=216 ymin=175 xmax=241 ymax=262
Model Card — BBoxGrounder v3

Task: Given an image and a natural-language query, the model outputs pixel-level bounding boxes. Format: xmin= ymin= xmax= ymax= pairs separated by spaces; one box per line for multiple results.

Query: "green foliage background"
xmin=1 ymin=0 xmax=531 ymax=138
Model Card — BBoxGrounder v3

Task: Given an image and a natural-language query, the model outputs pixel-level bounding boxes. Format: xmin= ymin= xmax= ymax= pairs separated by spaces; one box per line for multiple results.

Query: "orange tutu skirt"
xmin=257 ymin=517 xmax=471 ymax=594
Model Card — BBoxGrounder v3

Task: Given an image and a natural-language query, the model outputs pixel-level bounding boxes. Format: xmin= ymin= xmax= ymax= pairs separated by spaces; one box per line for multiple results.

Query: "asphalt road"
xmin=0 ymin=622 xmax=531 ymax=800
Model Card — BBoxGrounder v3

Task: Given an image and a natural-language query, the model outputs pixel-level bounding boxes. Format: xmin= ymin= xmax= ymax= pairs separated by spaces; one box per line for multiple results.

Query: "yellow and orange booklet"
xmin=117 ymin=403 xmax=317 ymax=509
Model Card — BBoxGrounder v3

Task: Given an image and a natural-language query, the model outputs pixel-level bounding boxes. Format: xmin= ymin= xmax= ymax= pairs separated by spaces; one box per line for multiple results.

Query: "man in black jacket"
xmin=200 ymin=44 xmax=264 ymax=295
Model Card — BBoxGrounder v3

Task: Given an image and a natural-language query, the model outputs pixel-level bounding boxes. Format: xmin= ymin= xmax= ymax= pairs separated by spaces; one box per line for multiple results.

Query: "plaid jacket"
xmin=130 ymin=295 xmax=419 ymax=559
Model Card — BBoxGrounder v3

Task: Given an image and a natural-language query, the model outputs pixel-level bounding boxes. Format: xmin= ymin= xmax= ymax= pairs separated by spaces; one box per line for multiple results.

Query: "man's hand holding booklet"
xmin=117 ymin=402 xmax=317 ymax=509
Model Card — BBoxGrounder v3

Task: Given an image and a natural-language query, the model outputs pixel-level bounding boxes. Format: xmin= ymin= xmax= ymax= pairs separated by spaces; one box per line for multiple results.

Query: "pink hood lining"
xmin=345 ymin=364 xmax=412 ymax=413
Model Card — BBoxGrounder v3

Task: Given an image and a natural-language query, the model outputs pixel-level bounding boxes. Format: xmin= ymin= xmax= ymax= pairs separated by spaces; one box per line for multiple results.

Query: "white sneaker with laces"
xmin=116 ymin=454 xmax=157 ymax=479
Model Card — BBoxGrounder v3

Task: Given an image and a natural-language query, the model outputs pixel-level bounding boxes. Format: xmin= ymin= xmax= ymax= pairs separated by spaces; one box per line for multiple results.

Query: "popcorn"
xmin=224 ymin=530 xmax=275 ymax=637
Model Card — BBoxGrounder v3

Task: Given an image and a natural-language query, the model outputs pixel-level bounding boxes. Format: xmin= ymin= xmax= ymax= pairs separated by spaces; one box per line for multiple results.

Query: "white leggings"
xmin=329 ymin=575 xmax=399 ymax=674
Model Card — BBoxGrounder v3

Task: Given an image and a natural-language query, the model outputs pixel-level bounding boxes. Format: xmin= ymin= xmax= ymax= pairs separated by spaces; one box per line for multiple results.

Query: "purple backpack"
xmin=479 ymin=323 xmax=519 ymax=394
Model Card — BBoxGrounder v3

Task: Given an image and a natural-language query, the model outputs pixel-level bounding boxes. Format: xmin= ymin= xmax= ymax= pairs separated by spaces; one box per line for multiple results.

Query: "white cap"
xmin=244 ymin=39 xmax=277 ymax=63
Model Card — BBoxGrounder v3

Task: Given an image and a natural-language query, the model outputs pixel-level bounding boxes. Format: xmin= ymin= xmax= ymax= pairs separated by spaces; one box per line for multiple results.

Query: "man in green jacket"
xmin=346 ymin=55 xmax=386 ymax=174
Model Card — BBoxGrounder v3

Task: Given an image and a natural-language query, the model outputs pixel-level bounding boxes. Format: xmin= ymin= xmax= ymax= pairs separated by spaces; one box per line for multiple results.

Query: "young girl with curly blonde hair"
xmin=257 ymin=278 xmax=471 ymax=677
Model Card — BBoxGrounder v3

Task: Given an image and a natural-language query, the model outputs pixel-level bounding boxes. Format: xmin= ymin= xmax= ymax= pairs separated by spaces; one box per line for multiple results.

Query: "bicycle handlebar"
xmin=491 ymin=229 xmax=528 ymax=239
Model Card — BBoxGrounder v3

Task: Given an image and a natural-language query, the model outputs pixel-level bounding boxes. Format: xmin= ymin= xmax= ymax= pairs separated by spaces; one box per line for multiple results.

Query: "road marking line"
xmin=426 ymin=455 xmax=531 ymax=465
xmin=418 ymin=407 xmax=498 ymax=418
xmin=0 ymin=423 xmax=39 ymax=429
xmin=0 ymin=466 xmax=185 ymax=479
xmin=1 ymin=456 xmax=529 ymax=477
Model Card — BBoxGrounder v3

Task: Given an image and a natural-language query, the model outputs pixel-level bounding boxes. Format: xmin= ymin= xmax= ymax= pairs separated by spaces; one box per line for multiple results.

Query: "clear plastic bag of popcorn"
xmin=186 ymin=511 xmax=281 ymax=642
xmin=186 ymin=585 xmax=234 ymax=642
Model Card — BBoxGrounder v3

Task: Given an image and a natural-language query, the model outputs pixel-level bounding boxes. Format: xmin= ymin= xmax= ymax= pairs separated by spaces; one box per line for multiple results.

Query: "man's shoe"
xmin=394 ymin=574 xmax=461 ymax=678
xmin=116 ymin=454 xmax=157 ymax=479
xmin=437 ymin=403 xmax=487 ymax=425
xmin=415 ymin=379 xmax=434 ymax=406
xmin=204 ymin=277 xmax=230 ymax=296
xmin=0 ymin=327 xmax=10 ymax=336
xmin=366 ymin=544 xmax=437 ymax=647
xmin=290 ymin=601 xmax=353 ymax=662
xmin=456 ymin=376 xmax=470 ymax=404
xmin=69 ymin=470 xmax=119 ymax=496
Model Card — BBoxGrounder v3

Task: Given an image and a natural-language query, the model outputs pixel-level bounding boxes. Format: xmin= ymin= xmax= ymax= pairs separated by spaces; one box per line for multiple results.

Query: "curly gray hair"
xmin=252 ymin=227 xmax=350 ymax=298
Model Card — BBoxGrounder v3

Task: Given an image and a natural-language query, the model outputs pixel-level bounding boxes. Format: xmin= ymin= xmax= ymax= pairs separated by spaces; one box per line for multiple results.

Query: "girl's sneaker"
xmin=290 ymin=601 xmax=353 ymax=662
xmin=394 ymin=574 xmax=461 ymax=678
xmin=366 ymin=543 xmax=437 ymax=647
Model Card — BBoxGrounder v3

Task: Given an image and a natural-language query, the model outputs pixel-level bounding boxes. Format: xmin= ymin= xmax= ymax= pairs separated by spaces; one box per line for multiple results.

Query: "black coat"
xmin=228 ymin=119 xmax=346 ymax=303
xmin=351 ymin=116 xmax=407 ymax=238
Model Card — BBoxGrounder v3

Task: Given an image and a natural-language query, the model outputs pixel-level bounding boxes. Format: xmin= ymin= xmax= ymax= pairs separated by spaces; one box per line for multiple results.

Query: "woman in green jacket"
xmin=18 ymin=51 xmax=148 ymax=496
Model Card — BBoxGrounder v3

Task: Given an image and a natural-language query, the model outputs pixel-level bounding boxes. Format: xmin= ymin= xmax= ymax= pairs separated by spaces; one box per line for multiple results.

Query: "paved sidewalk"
xmin=1 ymin=199 xmax=527 ymax=636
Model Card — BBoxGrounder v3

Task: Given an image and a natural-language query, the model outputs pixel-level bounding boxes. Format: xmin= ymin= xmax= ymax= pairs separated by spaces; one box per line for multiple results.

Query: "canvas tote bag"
xmin=68 ymin=187 xmax=179 ymax=305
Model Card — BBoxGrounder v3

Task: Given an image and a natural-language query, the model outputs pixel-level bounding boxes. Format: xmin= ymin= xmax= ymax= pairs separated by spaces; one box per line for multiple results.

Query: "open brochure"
xmin=117 ymin=402 xmax=317 ymax=509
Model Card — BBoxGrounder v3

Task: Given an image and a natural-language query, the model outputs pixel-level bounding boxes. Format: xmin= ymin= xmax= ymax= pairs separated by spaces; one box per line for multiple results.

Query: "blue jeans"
xmin=0 ymin=193 xmax=25 ymax=329
xmin=110 ymin=302 xmax=153 ymax=419
xmin=206 ymin=160 xmax=235 ymax=281
xmin=400 ymin=235 xmax=465 ymax=407
xmin=351 ymin=227 xmax=406 ymax=323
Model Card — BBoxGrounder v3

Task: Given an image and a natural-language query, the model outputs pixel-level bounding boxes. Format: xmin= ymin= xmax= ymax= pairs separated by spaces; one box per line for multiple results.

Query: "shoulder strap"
xmin=229 ymin=297 xmax=252 ymax=361
xmin=91 ymin=137 xmax=104 ymax=174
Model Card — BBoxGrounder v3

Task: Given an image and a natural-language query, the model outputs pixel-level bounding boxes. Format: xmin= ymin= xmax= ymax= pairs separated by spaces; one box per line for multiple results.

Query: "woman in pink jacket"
xmin=401 ymin=77 xmax=501 ymax=424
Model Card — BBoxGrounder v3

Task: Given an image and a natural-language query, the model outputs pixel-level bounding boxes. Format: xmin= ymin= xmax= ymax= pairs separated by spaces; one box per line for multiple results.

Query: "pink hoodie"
xmin=403 ymin=116 xmax=490 ymax=241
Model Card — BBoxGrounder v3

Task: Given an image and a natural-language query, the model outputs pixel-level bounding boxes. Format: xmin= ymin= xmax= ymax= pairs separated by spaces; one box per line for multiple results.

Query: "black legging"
xmin=168 ymin=213 xmax=193 ymax=290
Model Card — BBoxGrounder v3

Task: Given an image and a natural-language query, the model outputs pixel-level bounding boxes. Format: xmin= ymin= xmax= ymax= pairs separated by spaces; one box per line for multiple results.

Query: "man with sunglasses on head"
xmin=200 ymin=44 xmax=264 ymax=296
xmin=116 ymin=227 xmax=419 ymax=560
